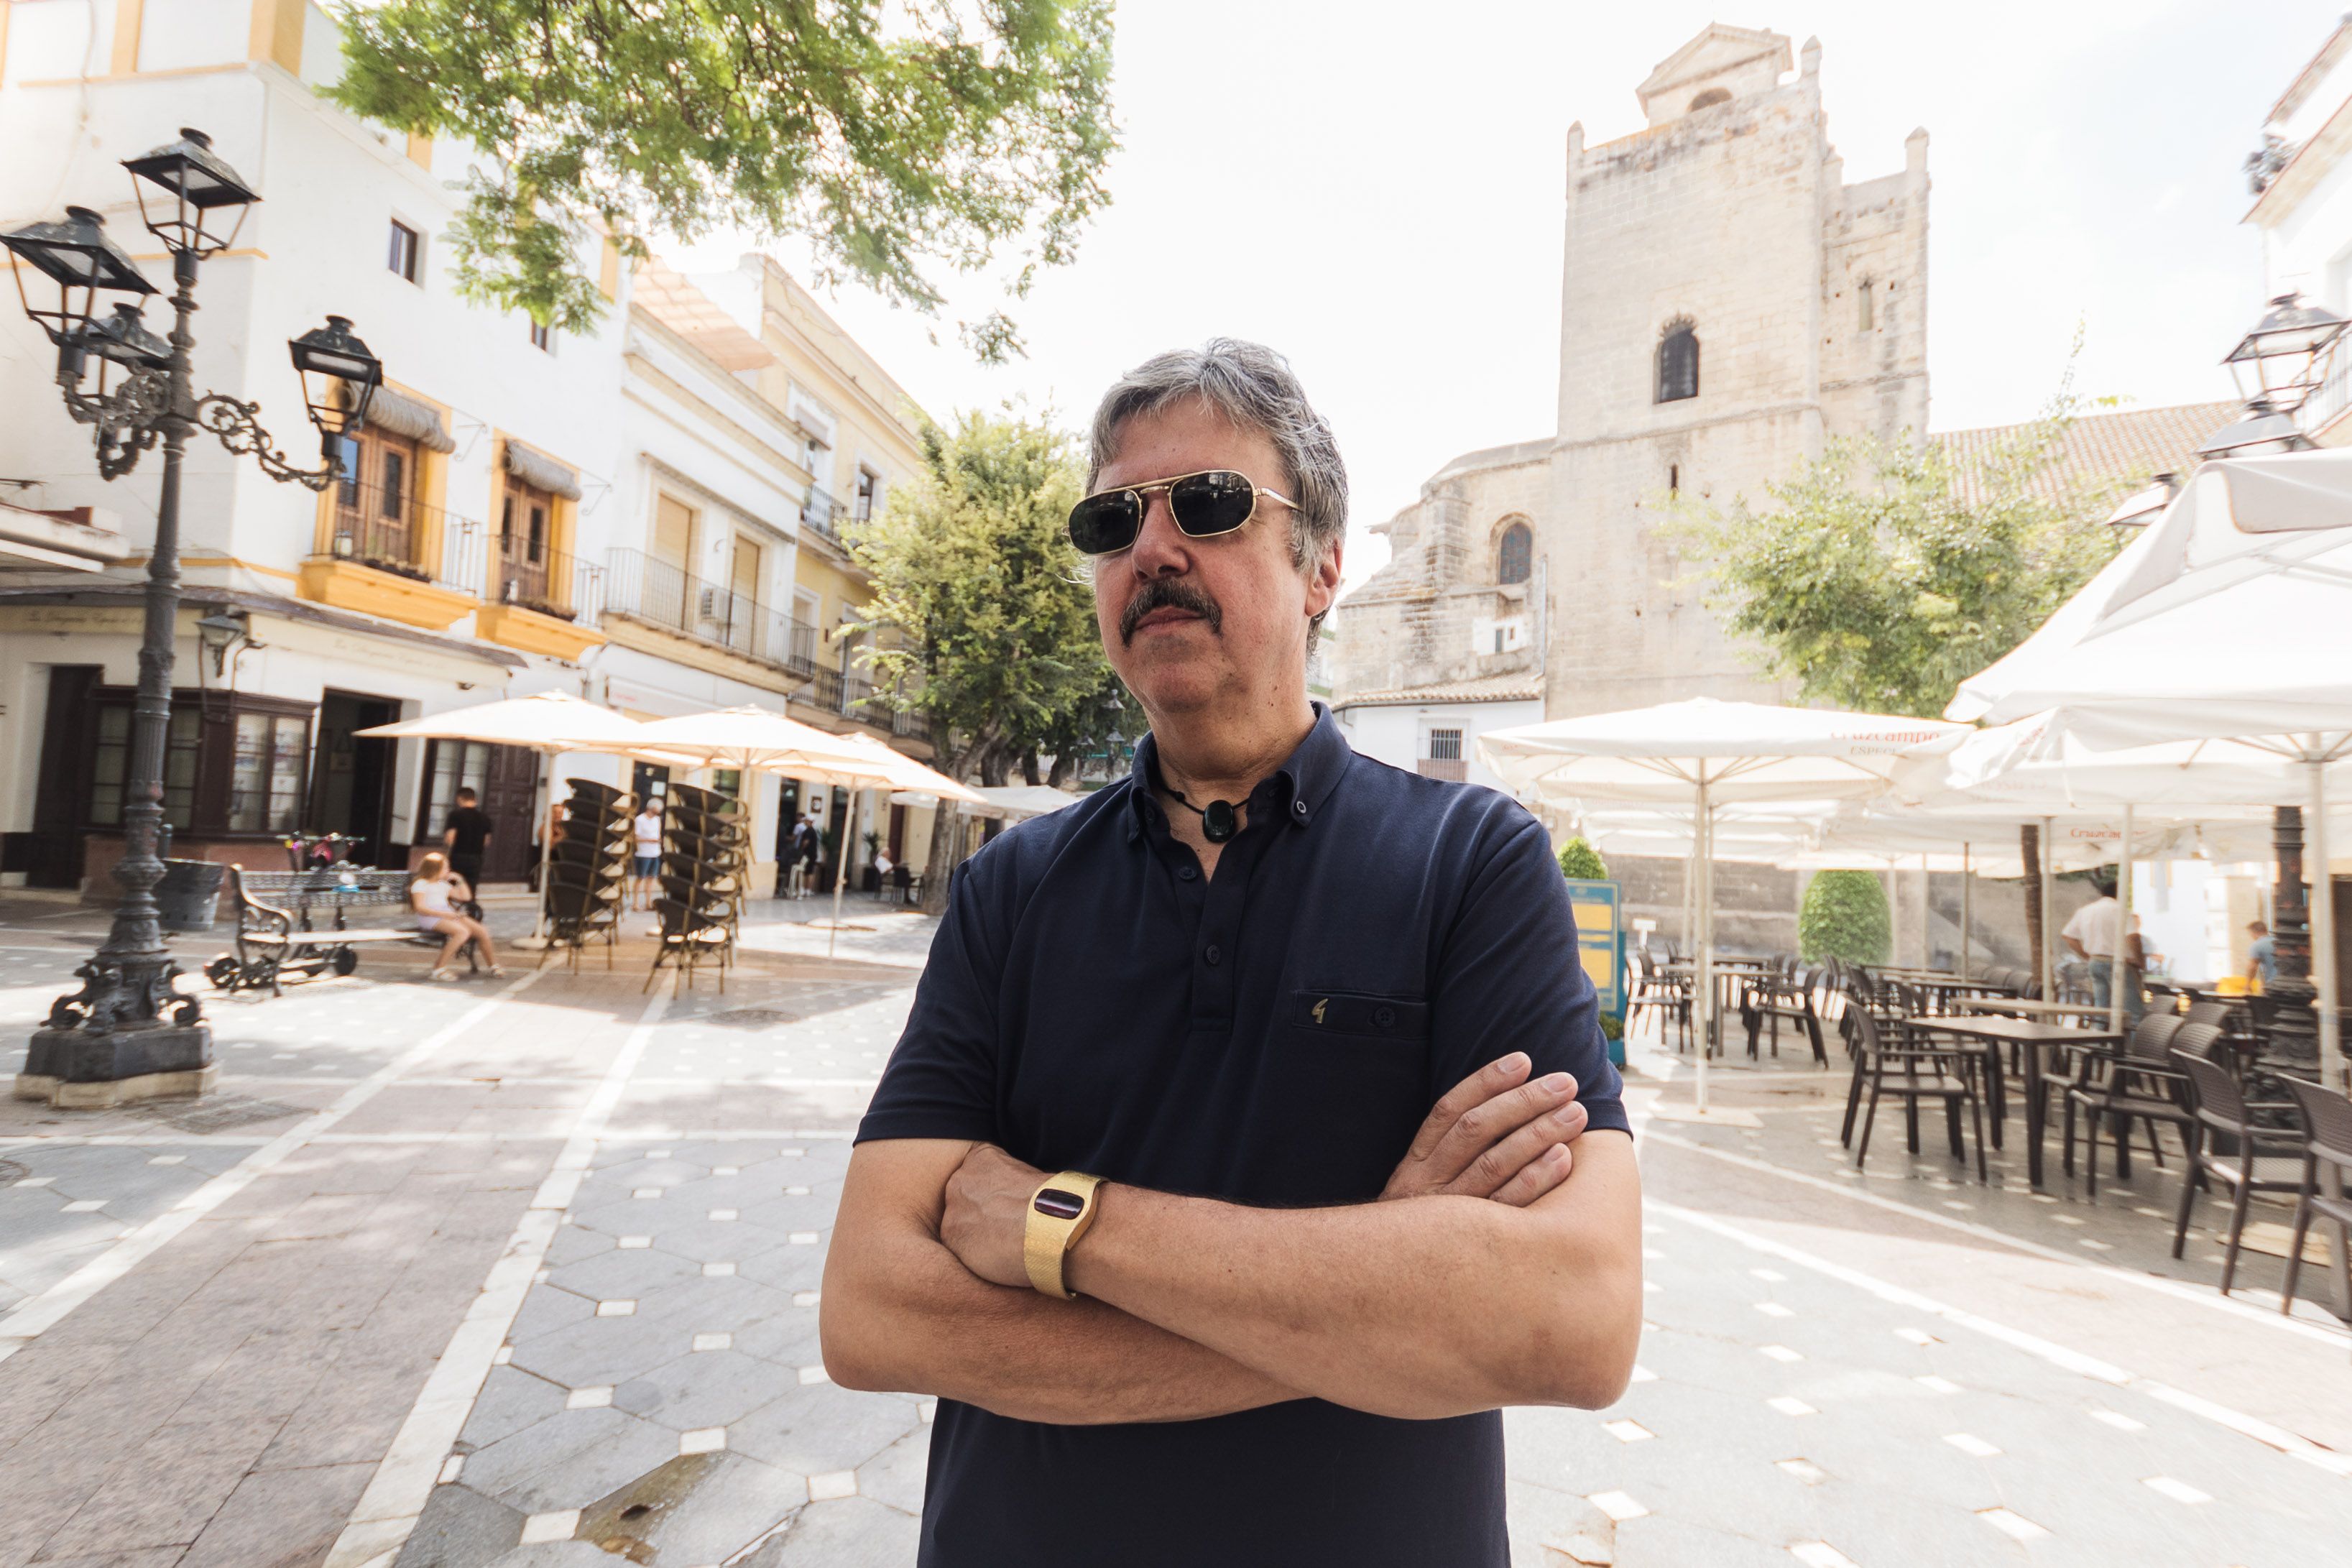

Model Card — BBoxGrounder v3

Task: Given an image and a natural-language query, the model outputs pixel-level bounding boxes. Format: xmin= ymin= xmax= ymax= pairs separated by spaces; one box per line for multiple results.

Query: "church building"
xmin=1333 ymin=24 xmax=2228 ymax=953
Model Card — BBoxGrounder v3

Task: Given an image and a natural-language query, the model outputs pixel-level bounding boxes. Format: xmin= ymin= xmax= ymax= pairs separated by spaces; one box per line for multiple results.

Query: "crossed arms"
xmin=821 ymin=1055 xmax=1642 ymax=1425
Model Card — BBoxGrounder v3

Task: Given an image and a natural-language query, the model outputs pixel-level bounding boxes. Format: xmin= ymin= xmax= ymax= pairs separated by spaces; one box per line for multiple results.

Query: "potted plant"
xmin=861 ymin=829 xmax=882 ymax=893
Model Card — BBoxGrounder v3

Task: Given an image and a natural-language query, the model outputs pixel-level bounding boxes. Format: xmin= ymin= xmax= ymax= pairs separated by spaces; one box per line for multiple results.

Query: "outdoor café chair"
xmin=2171 ymin=1047 xmax=2310 ymax=1296
xmin=2062 ymin=1013 xmax=2187 ymax=1197
xmin=2277 ymin=1075 xmax=2352 ymax=1329
xmin=1846 ymin=1007 xmax=1988 ymax=1181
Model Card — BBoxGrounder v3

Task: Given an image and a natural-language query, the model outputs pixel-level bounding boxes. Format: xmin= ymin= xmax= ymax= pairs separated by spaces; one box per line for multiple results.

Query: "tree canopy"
xmin=327 ymin=0 xmax=1117 ymax=359
xmin=1664 ymin=395 xmax=2124 ymax=721
xmin=849 ymin=406 xmax=1123 ymax=904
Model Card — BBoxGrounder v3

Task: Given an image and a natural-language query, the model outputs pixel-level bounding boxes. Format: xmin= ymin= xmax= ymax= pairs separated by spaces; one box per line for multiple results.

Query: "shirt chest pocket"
xmin=1289 ymin=989 xmax=1430 ymax=1042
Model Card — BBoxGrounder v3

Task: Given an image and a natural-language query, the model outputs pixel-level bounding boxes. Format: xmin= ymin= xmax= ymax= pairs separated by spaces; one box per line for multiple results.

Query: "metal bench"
xmin=205 ymin=864 xmax=479 ymax=995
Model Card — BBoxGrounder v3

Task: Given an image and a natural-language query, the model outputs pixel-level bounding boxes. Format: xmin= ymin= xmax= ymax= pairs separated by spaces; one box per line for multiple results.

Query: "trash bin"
xmin=155 ymin=858 xmax=226 ymax=933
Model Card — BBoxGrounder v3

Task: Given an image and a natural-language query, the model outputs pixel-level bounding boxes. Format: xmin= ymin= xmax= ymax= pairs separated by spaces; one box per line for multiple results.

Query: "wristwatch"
xmin=1023 ymin=1171 xmax=1106 ymax=1299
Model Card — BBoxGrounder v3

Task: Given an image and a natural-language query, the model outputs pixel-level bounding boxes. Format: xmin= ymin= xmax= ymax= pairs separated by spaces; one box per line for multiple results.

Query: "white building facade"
xmin=0 ymin=1 xmax=930 ymax=898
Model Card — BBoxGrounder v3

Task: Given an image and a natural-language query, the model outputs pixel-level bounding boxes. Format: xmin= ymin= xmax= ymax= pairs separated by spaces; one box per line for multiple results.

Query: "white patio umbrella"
xmin=358 ymin=691 xmax=657 ymax=941
xmin=1957 ymin=449 xmax=2352 ymax=1081
xmin=1480 ymin=699 xmax=1972 ymax=1111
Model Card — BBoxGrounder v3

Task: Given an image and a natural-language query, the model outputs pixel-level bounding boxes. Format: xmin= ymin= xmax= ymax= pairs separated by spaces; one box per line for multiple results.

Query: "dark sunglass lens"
xmin=1068 ymin=489 xmax=1142 ymax=554
xmin=1169 ymin=471 xmax=1257 ymax=538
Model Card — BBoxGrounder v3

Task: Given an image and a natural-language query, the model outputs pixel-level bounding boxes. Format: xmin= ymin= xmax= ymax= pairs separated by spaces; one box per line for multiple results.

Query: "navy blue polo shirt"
xmin=857 ymin=704 xmax=1628 ymax=1568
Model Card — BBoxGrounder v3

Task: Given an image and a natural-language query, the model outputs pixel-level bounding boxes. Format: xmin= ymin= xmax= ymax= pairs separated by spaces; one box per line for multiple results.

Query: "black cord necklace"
xmin=1164 ymin=788 xmax=1240 ymax=842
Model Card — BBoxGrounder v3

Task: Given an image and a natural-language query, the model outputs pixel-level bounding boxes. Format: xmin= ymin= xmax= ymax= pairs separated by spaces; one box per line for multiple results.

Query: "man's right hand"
xmin=1379 ymin=1053 xmax=1587 ymax=1208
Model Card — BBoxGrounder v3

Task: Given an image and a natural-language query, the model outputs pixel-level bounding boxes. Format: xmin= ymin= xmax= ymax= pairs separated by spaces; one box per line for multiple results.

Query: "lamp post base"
xmin=15 ymin=1021 xmax=216 ymax=1109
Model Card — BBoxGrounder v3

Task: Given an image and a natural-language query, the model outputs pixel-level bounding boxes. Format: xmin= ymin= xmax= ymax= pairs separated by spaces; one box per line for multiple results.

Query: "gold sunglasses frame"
xmin=1068 ymin=469 xmax=1301 ymax=555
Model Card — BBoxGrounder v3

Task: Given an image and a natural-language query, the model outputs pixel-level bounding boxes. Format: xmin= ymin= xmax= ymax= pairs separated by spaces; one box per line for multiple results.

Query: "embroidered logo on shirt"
xmin=1311 ymin=998 xmax=1329 ymax=1025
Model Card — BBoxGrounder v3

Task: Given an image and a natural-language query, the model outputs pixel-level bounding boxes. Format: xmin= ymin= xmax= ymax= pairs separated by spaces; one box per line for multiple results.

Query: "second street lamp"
xmin=5 ymin=128 xmax=384 ymax=1110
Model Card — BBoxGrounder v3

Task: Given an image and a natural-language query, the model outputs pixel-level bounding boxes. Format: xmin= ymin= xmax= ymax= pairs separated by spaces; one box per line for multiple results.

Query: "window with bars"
xmin=1426 ymin=729 xmax=1464 ymax=761
xmin=1417 ymin=727 xmax=1469 ymax=782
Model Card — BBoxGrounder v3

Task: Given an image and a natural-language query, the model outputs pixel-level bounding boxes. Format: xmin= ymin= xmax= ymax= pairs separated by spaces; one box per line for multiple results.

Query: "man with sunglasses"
xmin=825 ymin=339 xmax=1639 ymax=1567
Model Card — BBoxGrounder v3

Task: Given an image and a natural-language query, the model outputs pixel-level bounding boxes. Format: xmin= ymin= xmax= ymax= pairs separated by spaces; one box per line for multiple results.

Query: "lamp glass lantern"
xmin=288 ymin=315 xmax=382 ymax=458
xmin=121 ymin=129 xmax=258 ymax=257
xmin=2223 ymin=292 xmax=2351 ymax=411
xmin=1 ymin=207 xmax=155 ymax=349
xmin=2195 ymin=399 xmax=2315 ymax=460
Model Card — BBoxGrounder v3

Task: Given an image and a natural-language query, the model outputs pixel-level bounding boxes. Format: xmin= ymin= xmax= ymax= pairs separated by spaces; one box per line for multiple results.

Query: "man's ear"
xmin=1304 ymin=537 xmax=1344 ymax=622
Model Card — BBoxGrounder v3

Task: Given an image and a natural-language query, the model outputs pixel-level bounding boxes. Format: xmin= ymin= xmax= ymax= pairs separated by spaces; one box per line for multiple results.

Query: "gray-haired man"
xmin=824 ymin=340 xmax=1640 ymax=1565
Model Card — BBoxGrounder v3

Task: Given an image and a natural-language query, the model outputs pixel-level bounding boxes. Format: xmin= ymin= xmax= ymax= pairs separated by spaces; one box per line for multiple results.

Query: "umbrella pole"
xmin=1694 ymin=773 xmax=1712 ymax=1115
xmin=2039 ymin=816 xmax=2056 ymax=1000
xmin=2310 ymin=755 xmax=2343 ymax=1090
xmin=533 ymin=747 xmax=558 ymax=944
xmin=2110 ymin=803 xmax=2134 ymax=1039
xmin=1960 ymin=844 xmax=1971 ymax=982
xmin=828 ymin=790 xmax=854 ymax=959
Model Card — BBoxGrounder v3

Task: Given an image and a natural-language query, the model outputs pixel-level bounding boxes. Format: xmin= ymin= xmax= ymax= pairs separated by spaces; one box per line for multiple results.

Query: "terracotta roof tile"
xmin=1932 ymin=402 xmax=2236 ymax=507
xmin=1334 ymin=673 xmax=1544 ymax=709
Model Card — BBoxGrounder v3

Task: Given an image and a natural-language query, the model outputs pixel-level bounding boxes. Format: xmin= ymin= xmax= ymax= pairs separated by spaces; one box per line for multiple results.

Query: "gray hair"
xmin=1087 ymin=339 xmax=1347 ymax=619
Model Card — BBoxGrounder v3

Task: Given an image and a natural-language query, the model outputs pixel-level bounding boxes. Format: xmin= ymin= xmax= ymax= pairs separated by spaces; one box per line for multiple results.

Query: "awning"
xmin=504 ymin=441 xmax=583 ymax=501
xmin=361 ymin=384 xmax=456 ymax=453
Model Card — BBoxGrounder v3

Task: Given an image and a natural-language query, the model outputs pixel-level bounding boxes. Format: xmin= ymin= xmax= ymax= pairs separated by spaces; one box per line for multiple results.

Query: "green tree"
xmin=1557 ymin=836 xmax=1609 ymax=881
xmin=851 ymin=407 xmax=1112 ymax=908
xmin=1799 ymin=871 xmax=1893 ymax=965
xmin=1666 ymin=374 xmax=2127 ymax=984
xmin=327 ymin=0 xmax=1117 ymax=358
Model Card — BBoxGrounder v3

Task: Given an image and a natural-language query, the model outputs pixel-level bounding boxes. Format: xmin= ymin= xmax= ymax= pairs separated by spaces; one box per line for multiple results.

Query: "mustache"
xmin=1120 ymin=579 xmax=1223 ymax=645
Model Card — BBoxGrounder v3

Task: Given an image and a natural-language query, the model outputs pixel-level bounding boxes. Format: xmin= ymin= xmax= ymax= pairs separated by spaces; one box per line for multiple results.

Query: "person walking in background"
xmin=441 ymin=787 xmax=494 ymax=895
xmin=2246 ymin=919 xmax=2277 ymax=987
xmin=796 ymin=813 xmax=821 ymax=899
xmin=2062 ymin=874 xmax=2144 ymax=1022
xmin=410 ymin=851 xmax=503 ymax=981
xmin=631 ymin=797 xmax=665 ymax=911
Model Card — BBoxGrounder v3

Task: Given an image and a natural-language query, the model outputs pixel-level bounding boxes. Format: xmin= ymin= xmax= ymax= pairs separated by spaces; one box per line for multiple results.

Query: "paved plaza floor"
xmin=1 ymin=895 xmax=2348 ymax=1566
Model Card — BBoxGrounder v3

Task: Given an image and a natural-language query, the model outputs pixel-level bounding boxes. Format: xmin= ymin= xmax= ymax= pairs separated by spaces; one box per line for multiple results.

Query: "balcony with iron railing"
xmin=801 ymin=486 xmax=843 ymax=549
xmin=604 ymin=547 xmax=819 ymax=675
xmin=300 ymin=476 xmax=486 ymax=630
xmin=475 ymin=528 xmax=607 ymax=658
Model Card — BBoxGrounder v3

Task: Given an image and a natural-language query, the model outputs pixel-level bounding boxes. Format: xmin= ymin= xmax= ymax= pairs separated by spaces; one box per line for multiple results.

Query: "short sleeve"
xmin=1427 ymin=812 xmax=1629 ymax=1137
xmin=854 ymin=857 xmax=1005 ymax=1145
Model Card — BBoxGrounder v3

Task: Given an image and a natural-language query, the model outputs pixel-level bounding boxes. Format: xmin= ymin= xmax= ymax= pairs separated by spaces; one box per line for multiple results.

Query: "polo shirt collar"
xmin=1125 ymin=703 xmax=1352 ymax=841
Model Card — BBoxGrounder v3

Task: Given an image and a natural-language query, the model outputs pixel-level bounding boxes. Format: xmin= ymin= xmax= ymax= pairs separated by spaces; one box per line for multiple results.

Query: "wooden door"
xmin=29 ymin=666 xmax=101 ymax=888
xmin=481 ymin=745 xmax=540 ymax=882
xmin=334 ymin=429 xmax=423 ymax=569
xmin=649 ymin=494 xmax=698 ymax=627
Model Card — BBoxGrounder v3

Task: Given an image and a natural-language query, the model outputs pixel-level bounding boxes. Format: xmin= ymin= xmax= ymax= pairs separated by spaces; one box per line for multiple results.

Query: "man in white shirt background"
xmin=2062 ymin=873 xmax=2146 ymax=1023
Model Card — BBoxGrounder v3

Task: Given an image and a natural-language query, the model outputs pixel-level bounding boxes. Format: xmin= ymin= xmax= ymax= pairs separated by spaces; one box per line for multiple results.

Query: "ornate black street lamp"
xmin=6 ymin=128 xmax=381 ymax=1109
xmin=2195 ymin=294 xmax=2351 ymax=1071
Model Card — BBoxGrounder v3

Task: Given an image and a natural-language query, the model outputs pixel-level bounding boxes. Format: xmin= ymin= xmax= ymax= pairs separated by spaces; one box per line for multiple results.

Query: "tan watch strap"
xmin=1023 ymin=1171 xmax=1105 ymax=1299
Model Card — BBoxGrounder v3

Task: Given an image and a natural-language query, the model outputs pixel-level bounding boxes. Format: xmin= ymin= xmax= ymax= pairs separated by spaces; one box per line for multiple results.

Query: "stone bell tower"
xmin=1543 ymin=24 xmax=1929 ymax=719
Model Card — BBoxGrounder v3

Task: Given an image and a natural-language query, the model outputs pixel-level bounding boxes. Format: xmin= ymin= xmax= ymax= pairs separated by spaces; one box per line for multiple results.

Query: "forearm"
xmin=1066 ymin=1135 xmax=1641 ymax=1421
xmin=821 ymin=1225 xmax=1299 ymax=1424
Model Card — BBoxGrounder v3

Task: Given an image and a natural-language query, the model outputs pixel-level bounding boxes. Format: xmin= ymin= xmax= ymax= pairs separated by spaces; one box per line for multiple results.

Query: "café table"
xmin=1947 ymin=997 xmax=2114 ymax=1023
xmin=1901 ymin=1014 xmax=2124 ymax=1186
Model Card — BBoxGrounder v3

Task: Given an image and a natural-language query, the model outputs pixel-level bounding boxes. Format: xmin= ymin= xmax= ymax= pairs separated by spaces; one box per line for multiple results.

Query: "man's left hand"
xmin=940 ymin=1143 xmax=1048 ymax=1289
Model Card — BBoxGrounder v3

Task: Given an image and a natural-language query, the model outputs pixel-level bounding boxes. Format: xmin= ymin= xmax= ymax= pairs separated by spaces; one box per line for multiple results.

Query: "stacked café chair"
xmin=646 ymin=783 xmax=747 ymax=995
xmin=540 ymin=779 xmax=632 ymax=972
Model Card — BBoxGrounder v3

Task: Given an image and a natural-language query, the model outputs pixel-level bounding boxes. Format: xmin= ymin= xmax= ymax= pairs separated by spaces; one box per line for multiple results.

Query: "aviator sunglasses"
xmin=1066 ymin=469 xmax=1299 ymax=556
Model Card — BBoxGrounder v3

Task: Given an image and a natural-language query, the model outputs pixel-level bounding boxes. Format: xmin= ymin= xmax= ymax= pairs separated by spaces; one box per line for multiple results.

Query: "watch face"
xmin=1033 ymin=1188 xmax=1086 ymax=1220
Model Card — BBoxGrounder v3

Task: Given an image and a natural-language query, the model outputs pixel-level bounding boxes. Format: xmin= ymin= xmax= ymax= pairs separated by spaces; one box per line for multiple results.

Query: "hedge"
xmin=1557 ymin=836 xmax=1609 ymax=881
xmin=1799 ymin=870 xmax=1891 ymax=964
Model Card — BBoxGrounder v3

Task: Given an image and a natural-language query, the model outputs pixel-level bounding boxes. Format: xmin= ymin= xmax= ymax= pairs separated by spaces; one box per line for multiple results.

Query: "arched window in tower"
xmin=1689 ymin=87 xmax=1733 ymax=111
xmin=1496 ymin=520 xmax=1532 ymax=586
xmin=1656 ymin=318 xmax=1700 ymax=404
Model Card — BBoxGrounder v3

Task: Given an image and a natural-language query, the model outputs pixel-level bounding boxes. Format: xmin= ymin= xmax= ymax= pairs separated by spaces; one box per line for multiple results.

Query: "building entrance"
xmin=310 ymin=691 xmax=400 ymax=867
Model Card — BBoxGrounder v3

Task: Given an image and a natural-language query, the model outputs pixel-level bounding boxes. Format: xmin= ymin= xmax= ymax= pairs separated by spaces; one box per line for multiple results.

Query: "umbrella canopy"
xmin=1957 ymin=451 xmax=2352 ymax=749
xmin=358 ymin=689 xmax=650 ymax=750
xmin=890 ymin=783 xmax=1084 ymax=820
xmin=1902 ymin=716 xmax=2352 ymax=815
xmin=617 ymin=706 xmax=875 ymax=775
xmin=1480 ymin=700 xmax=1970 ymax=1112
xmin=1480 ymin=698 xmax=1973 ymax=806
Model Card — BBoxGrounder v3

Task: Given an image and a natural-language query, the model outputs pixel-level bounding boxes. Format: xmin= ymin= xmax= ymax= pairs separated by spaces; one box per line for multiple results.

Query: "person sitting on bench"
xmin=412 ymin=852 xmax=504 ymax=982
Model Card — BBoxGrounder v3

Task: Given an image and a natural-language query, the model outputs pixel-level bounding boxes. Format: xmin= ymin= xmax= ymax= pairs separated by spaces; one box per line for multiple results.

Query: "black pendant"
xmin=1202 ymin=800 xmax=1239 ymax=842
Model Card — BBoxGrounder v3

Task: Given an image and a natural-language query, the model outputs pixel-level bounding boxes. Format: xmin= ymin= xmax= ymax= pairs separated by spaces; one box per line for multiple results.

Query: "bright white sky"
xmin=674 ymin=1 xmax=2338 ymax=589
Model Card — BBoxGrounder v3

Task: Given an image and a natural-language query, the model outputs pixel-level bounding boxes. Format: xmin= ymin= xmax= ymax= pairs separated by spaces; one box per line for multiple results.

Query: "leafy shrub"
xmin=1557 ymin=836 xmax=1609 ymax=881
xmin=1597 ymin=1010 xmax=1623 ymax=1041
xmin=1799 ymin=870 xmax=1891 ymax=964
